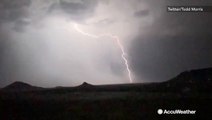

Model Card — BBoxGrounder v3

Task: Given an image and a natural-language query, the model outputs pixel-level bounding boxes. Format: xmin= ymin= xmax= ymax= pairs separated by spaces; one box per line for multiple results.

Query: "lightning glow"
xmin=73 ymin=23 xmax=133 ymax=83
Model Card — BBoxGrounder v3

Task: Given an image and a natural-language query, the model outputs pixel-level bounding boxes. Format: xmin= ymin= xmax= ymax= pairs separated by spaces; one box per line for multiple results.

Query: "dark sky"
xmin=131 ymin=1 xmax=212 ymax=82
xmin=0 ymin=0 xmax=212 ymax=87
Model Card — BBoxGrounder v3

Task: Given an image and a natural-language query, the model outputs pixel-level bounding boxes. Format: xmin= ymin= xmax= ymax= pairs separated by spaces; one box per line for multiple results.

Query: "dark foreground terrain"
xmin=0 ymin=68 xmax=212 ymax=120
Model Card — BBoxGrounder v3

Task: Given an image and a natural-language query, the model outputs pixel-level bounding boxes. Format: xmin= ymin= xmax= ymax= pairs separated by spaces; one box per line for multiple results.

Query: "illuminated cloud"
xmin=0 ymin=0 xmax=211 ymax=87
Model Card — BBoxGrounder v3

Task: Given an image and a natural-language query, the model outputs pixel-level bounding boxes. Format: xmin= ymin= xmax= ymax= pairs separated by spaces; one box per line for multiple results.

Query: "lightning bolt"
xmin=73 ymin=23 xmax=133 ymax=83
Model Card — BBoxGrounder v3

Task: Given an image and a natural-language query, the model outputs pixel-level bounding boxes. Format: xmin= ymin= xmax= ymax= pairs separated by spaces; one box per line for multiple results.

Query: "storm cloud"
xmin=0 ymin=0 xmax=212 ymax=87
xmin=130 ymin=0 xmax=212 ymax=82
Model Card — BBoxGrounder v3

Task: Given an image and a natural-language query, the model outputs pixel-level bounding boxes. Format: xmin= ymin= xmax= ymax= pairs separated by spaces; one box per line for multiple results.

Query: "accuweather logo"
xmin=157 ymin=109 xmax=196 ymax=115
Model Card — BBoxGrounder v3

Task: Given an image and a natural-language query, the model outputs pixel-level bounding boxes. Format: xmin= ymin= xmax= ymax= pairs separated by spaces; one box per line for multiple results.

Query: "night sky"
xmin=0 ymin=0 xmax=212 ymax=87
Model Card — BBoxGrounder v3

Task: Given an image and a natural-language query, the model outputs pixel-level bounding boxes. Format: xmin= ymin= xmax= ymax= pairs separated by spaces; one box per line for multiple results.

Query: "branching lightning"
xmin=73 ymin=23 xmax=133 ymax=83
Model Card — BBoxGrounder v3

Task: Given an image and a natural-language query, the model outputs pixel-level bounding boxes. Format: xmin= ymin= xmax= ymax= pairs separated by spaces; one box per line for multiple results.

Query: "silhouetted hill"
xmin=163 ymin=67 xmax=212 ymax=93
xmin=1 ymin=67 xmax=212 ymax=93
xmin=70 ymin=82 xmax=95 ymax=91
xmin=77 ymin=82 xmax=94 ymax=88
xmin=1 ymin=68 xmax=212 ymax=120
xmin=2 ymin=81 xmax=42 ymax=92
